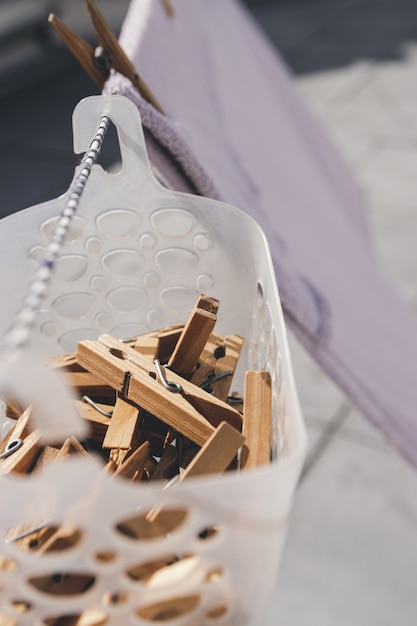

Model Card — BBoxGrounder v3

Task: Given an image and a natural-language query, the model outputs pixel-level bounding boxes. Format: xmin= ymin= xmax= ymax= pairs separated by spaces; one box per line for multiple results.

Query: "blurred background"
xmin=1 ymin=1 xmax=417 ymax=625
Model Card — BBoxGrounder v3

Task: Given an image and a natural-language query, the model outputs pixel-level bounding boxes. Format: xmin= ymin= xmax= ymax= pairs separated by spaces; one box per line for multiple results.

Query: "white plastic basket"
xmin=0 ymin=96 xmax=307 ymax=626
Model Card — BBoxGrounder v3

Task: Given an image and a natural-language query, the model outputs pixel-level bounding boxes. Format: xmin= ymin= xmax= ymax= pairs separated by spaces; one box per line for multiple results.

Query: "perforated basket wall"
xmin=0 ymin=96 xmax=307 ymax=626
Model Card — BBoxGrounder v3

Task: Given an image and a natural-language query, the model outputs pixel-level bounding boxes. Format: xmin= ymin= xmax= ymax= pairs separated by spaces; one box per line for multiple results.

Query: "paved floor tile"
xmin=325 ymin=69 xmax=410 ymax=137
xmin=296 ymin=63 xmax=372 ymax=118
xmin=266 ymin=434 xmax=417 ymax=626
xmin=339 ymin=409 xmax=397 ymax=453
xmin=287 ymin=331 xmax=346 ymax=461
xmin=359 ymin=143 xmax=417 ymax=208
xmin=367 ymin=204 xmax=417 ymax=302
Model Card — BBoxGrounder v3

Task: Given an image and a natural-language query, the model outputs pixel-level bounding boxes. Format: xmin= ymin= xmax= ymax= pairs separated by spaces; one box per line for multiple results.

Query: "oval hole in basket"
xmin=206 ymin=605 xmax=229 ymax=620
xmin=102 ymin=249 xmax=144 ymax=277
xmin=43 ymin=610 xmax=108 ymax=626
xmin=136 ymin=594 xmax=200 ymax=622
xmin=94 ymin=550 xmax=118 ymax=564
xmin=196 ymin=526 xmax=219 ymax=541
xmin=27 ymin=572 xmax=95 ymax=596
xmin=59 ymin=328 xmax=98 ymax=353
xmin=96 ymin=209 xmax=140 ymax=239
xmin=54 ymin=255 xmax=90 ymax=283
xmin=102 ymin=591 xmax=128 ymax=606
xmin=155 ymin=248 xmax=198 ymax=276
xmin=106 ymin=286 xmax=148 ymax=314
xmin=127 ymin=554 xmax=197 ymax=588
xmin=115 ymin=507 xmax=188 ymax=541
xmin=111 ymin=322 xmax=150 ymax=341
xmin=53 ymin=293 xmax=95 ymax=320
xmin=159 ymin=286 xmax=198 ymax=314
xmin=41 ymin=216 xmax=85 ymax=245
xmin=0 ymin=555 xmax=17 ymax=572
xmin=6 ymin=524 xmax=82 ymax=554
xmin=257 ymin=281 xmax=264 ymax=309
xmin=10 ymin=600 xmax=32 ymax=614
xmin=203 ymin=567 xmax=224 ymax=584
xmin=151 ymin=208 xmax=196 ymax=238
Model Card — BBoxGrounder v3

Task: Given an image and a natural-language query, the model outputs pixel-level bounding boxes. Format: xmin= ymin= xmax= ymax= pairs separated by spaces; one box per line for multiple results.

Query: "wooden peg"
xmin=155 ymin=325 xmax=184 ymax=362
xmin=241 ymin=371 xmax=272 ymax=469
xmin=168 ymin=295 xmax=219 ymax=375
xmin=74 ymin=399 xmax=112 ymax=441
xmin=6 ymin=524 xmax=57 ymax=553
xmin=210 ymin=334 xmax=244 ymax=401
xmin=64 ymin=371 xmax=115 ymax=401
xmin=0 ymin=430 xmax=41 ymax=474
xmin=35 ymin=445 xmax=61 ymax=469
xmin=134 ymin=325 xmax=184 ymax=363
xmin=48 ymin=13 xmax=105 ymax=88
xmin=179 ymin=422 xmax=245 ymax=481
xmin=102 ymin=396 xmax=141 ymax=450
xmin=145 ymin=423 xmax=244 ymax=530
xmin=37 ymin=525 xmax=82 ymax=554
xmin=95 ymin=334 xmax=242 ymax=432
xmin=85 ymin=0 xmax=165 ymax=113
xmin=0 ymin=406 xmax=32 ymax=455
xmin=103 ymin=459 xmax=118 ymax=474
xmin=190 ymin=333 xmax=225 ymax=386
xmin=55 ymin=437 xmax=88 ymax=461
xmin=133 ymin=334 xmax=159 ymax=360
xmin=76 ymin=338 xmax=217 ymax=446
xmin=114 ymin=440 xmax=150 ymax=481
xmin=191 ymin=333 xmax=244 ymax=401
xmin=151 ymin=444 xmax=179 ymax=481
xmin=110 ymin=448 xmax=130 ymax=467
xmin=46 ymin=351 xmax=83 ymax=372
xmin=4 ymin=397 xmax=25 ymax=420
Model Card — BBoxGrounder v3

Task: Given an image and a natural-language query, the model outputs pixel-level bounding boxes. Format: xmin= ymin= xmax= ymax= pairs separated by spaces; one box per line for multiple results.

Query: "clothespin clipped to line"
xmin=48 ymin=0 xmax=165 ymax=114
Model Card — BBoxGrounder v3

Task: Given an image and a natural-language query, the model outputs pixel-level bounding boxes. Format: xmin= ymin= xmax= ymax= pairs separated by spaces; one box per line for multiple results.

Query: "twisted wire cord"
xmin=2 ymin=114 xmax=110 ymax=358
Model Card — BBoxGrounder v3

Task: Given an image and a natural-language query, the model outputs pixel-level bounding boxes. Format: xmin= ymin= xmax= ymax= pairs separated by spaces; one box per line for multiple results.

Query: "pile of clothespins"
xmin=0 ymin=294 xmax=272 ymax=486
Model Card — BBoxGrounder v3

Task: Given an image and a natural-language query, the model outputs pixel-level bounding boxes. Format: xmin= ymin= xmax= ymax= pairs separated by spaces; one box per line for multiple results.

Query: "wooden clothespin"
xmin=74 ymin=398 xmax=112 ymax=441
xmin=178 ymin=421 xmax=245 ymax=481
xmin=241 ymin=371 xmax=272 ymax=469
xmin=77 ymin=334 xmax=242 ymax=436
xmin=0 ymin=407 xmax=32 ymax=454
xmin=102 ymin=396 xmax=140 ymax=451
xmin=168 ymin=295 xmax=219 ymax=376
xmin=190 ymin=333 xmax=244 ymax=402
xmin=134 ymin=325 xmax=184 ymax=362
xmin=77 ymin=335 xmax=242 ymax=448
xmin=64 ymin=370 xmax=115 ymax=402
xmin=0 ymin=430 xmax=41 ymax=474
xmin=150 ymin=444 xmax=179 ymax=481
xmin=144 ymin=422 xmax=244 ymax=531
xmin=113 ymin=440 xmax=151 ymax=481
xmin=48 ymin=0 xmax=164 ymax=114
xmin=77 ymin=337 xmax=215 ymax=446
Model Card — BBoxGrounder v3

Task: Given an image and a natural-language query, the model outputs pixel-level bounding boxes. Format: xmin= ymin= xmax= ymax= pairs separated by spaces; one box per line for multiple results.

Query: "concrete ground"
xmin=0 ymin=1 xmax=417 ymax=625
xmin=255 ymin=1 xmax=417 ymax=625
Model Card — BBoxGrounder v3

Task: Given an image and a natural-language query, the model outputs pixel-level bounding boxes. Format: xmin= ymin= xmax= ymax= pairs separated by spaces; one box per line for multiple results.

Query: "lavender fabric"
xmin=105 ymin=0 xmax=417 ymax=468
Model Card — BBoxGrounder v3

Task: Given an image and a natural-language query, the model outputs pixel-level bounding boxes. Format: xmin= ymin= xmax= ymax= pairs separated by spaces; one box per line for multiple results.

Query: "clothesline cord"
xmin=2 ymin=114 xmax=110 ymax=359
